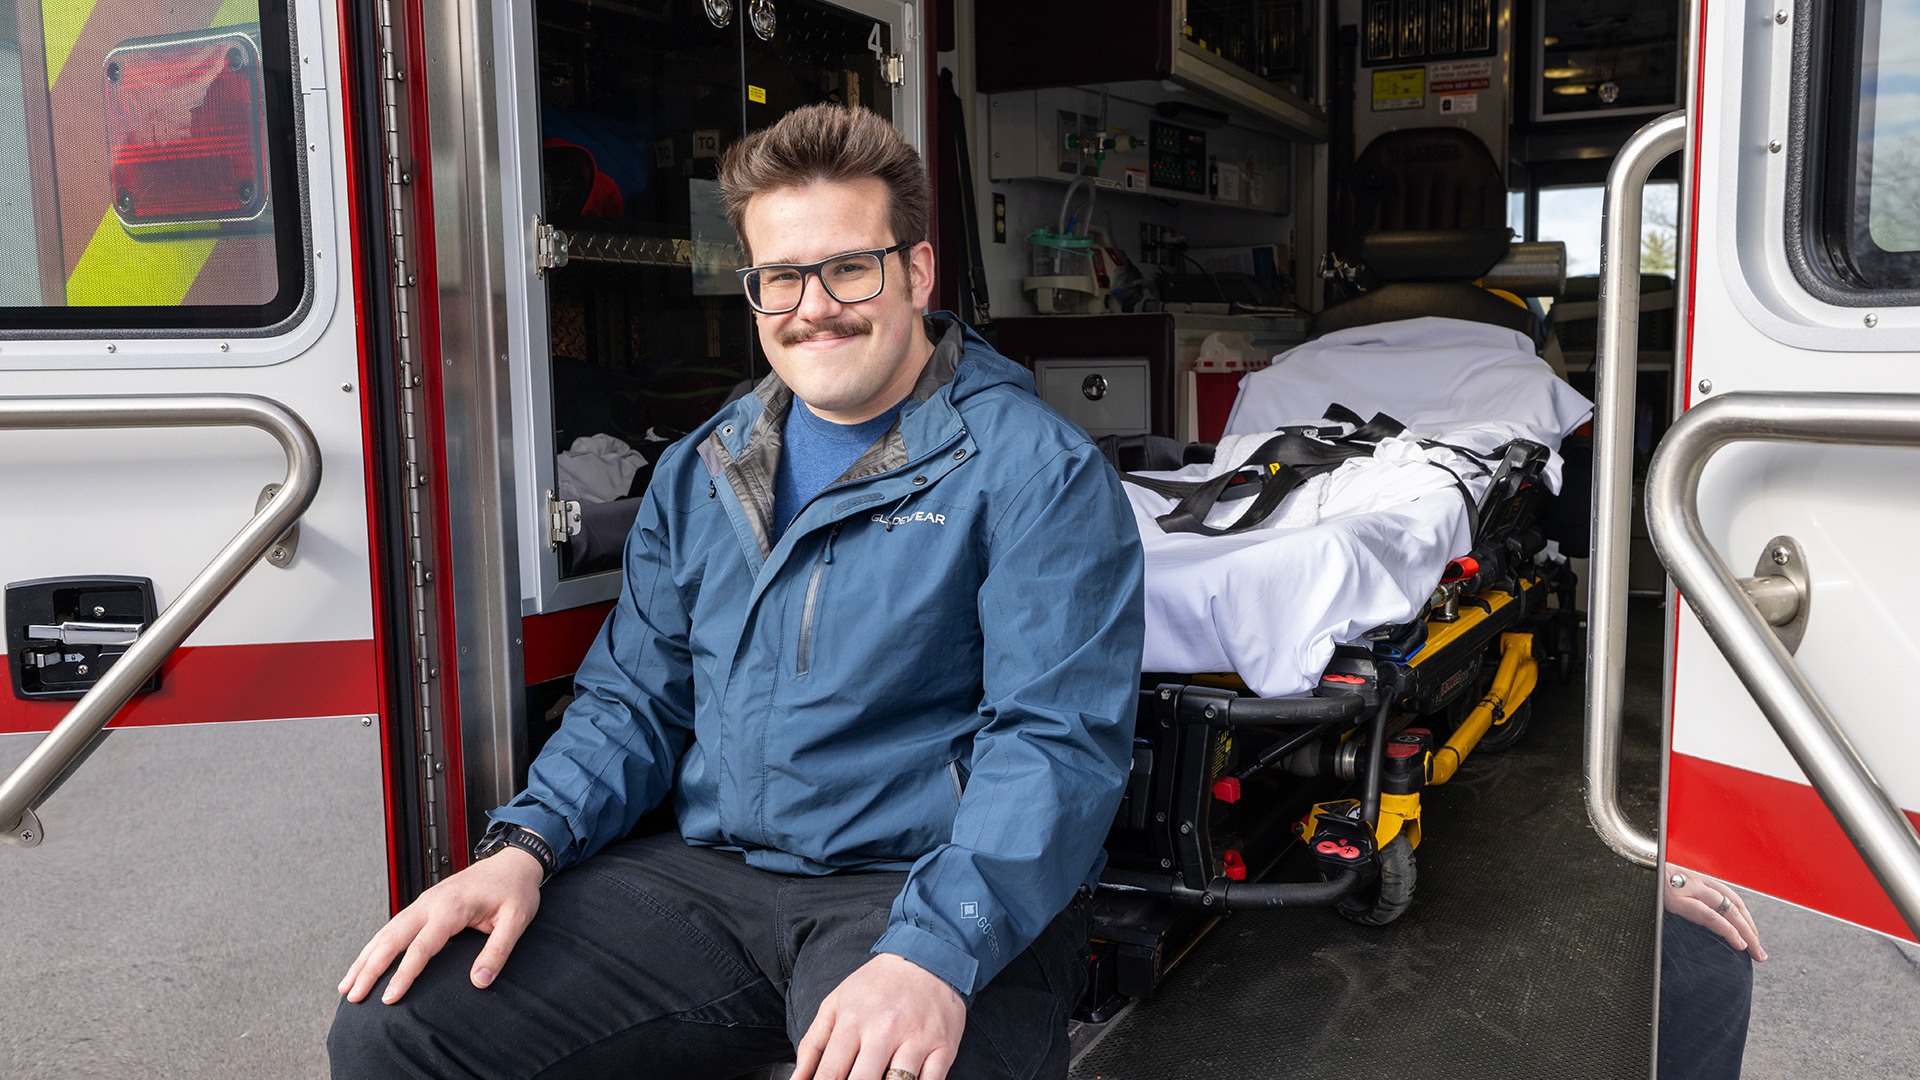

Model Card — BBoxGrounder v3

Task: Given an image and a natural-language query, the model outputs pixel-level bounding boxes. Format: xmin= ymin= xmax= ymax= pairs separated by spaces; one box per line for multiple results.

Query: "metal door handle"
xmin=1586 ymin=110 xmax=1686 ymax=868
xmin=1646 ymin=392 xmax=1920 ymax=939
xmin=25 ymin=621 xmax=144 ymax=647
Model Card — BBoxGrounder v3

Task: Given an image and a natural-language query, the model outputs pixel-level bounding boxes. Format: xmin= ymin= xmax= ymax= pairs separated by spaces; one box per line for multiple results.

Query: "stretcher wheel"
xmin=1337 ymin=834 xmax=1416 ymax=926
xmin=1475 ymin=699 xmax=1533 ymax=754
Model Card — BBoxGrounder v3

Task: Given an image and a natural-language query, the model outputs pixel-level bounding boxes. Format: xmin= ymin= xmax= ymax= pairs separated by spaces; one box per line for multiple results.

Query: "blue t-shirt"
xmin=772 ymin=398 xmax=905 ymax=541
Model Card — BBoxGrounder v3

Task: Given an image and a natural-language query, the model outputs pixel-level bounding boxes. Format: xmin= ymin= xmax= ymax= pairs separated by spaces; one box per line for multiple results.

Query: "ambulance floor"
xmin=1069 ymin=599 xmax=1668 ymax=1080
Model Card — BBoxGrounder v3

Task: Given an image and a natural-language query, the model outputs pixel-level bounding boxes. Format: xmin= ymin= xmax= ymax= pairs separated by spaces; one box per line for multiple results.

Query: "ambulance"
xmin=2 ymin=0 xmax=1914 ymax=1074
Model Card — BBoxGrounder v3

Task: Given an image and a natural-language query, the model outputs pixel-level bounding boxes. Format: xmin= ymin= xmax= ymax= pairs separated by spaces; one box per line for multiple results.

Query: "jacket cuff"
xmin=485 ymin=804 xmax=575 ymax=870
xmin=871 ymin=922 xmax=981 ymax=1006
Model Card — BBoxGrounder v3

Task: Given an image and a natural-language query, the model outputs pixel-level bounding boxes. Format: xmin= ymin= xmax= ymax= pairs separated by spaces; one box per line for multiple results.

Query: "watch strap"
xmin=477 ymin=823 xmax=558 ymax=882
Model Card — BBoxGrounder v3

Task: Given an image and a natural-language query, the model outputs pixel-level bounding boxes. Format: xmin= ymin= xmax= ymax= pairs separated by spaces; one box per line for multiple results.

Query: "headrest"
xmin=1481 ymin=241 xmax=1568 ymax=298
xmin=1362 ymin=229 xmax=1515 ymax=282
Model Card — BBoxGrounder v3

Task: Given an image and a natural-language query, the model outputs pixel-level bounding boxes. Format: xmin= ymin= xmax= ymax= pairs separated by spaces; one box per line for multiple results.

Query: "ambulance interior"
xmin=296 ymin=0 xmax=1912 ymax=1068
xmin=496 ymin=0 xmax=1722 ymax=1069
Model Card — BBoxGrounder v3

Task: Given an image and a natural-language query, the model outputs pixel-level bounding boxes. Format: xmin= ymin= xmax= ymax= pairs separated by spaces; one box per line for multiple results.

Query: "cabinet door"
xmin=744 ymin=0 xmax=896 ymax=129
xmin=510 ymin=0 xmax=920 ymax=609
xmin=531 ymin=0 xmax=752 ymax=589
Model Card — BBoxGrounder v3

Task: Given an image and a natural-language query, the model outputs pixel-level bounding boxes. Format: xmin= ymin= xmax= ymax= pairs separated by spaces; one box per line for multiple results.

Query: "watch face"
xmin=475 ymin=827 xmax=509 ymax=860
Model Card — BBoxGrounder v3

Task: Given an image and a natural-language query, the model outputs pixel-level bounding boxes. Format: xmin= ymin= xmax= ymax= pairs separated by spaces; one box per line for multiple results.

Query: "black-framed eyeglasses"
xmin=734 ymin=241 xmax=913 ymax=315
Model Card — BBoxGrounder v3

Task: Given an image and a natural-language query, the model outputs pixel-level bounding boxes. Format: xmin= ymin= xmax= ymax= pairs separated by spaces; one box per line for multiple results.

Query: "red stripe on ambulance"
xmin=0 ymin=639 xmax=379 ymax=735
xmin=1667 ymin=752 xmax=1920 ymax=944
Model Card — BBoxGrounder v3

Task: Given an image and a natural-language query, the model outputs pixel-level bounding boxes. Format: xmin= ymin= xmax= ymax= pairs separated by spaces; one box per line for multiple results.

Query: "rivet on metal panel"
xmin=341 ymin=382 xmax=354 ymax=393
xmin=429 ymin=667 xmax=439 ymax=678
xmin=361 ymin=716 xmax=374 ymax=727
xmin=440 ymin=854 xmax=451 ymax=865
xmin=105 ymin=343 xmax=116 ymax=353
xmin=1768 ymin=140 xmax=1781 ymax=153
xmin=1864 ymin=313 xmax=1878 ymax=328
xmin=219 ymin=342 xmax=230 ymax=352
xmin=1698 ymin=378 xmax=1713 ymax=395
xmin=1775 ymin=9 xmax=1788 ymax=22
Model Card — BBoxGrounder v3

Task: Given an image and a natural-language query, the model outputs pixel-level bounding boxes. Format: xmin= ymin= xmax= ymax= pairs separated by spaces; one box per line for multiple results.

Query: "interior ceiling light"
xmin=1542 ymin=66 xmax=1584 ymax=79
xmin=1552 ymin=84 xmax=1592 ymax=95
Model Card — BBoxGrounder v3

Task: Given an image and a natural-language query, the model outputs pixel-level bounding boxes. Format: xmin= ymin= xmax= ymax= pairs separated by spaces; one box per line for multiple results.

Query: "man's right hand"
xmin=337 ymin=846 xmax=545 ymax=1004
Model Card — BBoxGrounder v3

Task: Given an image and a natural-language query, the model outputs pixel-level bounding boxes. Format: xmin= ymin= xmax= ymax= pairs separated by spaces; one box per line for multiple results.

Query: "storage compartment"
xmin=511 ymin=0 xmax=912 ymax=594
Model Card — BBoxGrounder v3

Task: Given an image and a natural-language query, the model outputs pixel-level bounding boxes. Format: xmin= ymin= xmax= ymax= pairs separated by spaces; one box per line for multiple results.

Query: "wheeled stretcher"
xmin=1082 ymin=309 xmax=1591 ymax=1009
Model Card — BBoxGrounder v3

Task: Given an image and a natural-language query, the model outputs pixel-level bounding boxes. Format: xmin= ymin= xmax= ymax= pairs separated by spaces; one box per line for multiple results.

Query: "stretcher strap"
xmin=1123 ymin=414 xmax=1401 ymax=536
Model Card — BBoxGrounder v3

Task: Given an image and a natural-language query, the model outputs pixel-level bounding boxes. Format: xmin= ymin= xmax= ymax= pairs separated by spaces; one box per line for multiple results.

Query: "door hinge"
xmin=535 ymin=218 xmax=570 ymax=274
xmin=546 ymin=490 xmax=581 ymax=549
xmin=881 ymin=52 xmax=904 ymax=87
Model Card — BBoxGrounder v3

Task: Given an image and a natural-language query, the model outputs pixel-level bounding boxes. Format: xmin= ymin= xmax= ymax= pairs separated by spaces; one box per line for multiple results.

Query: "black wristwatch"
xmin=474 ymin=823 xmax=558 ymax=882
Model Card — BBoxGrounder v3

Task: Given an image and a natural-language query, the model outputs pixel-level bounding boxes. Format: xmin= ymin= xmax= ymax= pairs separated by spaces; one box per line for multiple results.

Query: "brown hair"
xmin=717 ymin=104 xmax=929 ymax=263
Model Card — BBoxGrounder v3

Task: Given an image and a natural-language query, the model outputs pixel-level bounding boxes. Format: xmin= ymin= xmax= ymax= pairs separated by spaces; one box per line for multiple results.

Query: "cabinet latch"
xmin=547 ymin=491 xmax=582 ymax=549
xmin=881 ymin=52 xmax=904 ymax=87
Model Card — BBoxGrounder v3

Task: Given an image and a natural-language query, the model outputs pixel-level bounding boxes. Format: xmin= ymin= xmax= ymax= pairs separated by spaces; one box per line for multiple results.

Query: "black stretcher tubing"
xmin=1180 ymin=688 xmax=1368 ymax=728
xmin=1102 ymin=866 xmax=1365 ymax=909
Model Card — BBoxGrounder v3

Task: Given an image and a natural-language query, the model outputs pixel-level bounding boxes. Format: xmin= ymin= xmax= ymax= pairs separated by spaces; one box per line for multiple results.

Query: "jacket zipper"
xmin=795 ymin=522 xmax=841 ymax=676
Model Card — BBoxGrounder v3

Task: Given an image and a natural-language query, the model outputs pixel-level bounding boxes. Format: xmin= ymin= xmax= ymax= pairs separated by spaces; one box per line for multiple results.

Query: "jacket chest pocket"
xmin=794 ymin=523 xmax=841 ymax=677
xmin=784 ymin=504 xmax=982 ymax=683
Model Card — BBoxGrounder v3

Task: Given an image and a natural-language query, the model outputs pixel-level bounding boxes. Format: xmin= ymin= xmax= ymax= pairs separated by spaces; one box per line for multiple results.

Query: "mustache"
xmin=776 ymin=315 xmax=873 ymax=347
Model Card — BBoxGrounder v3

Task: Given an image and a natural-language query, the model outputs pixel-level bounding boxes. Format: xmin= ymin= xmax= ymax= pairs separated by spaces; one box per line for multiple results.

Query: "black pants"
xmin=1657 ymin=911 xmax=1754 ymax=1080
xmin=328 ymin=833 xmax=1089 ymax=1079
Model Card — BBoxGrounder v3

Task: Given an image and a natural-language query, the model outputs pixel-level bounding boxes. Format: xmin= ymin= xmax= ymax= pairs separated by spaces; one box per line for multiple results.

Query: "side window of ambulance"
xmin=0 ymin=0 xmax=306 ymax=330
xmin=1817 ymin=0 xmax=1920 ymax=292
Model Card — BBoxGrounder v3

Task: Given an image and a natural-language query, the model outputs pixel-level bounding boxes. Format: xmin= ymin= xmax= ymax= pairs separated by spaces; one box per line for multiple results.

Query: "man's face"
xmin=739 ymin=177 xmax=936 ymax=425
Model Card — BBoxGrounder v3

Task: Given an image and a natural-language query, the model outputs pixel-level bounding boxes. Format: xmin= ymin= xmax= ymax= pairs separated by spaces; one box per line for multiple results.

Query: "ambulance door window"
xmin=1817 ymin=0 xmax=1920 ymax=291
xmin=0 ymin=0 xmax=305 ymax=329
xmin=536 ymin=0 xmax=749 ymax=560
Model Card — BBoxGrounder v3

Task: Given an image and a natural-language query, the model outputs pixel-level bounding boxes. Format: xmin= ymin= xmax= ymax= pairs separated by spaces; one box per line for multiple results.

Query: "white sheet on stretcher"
xmin=1130 ymin=420 xmax=1561 ymax=698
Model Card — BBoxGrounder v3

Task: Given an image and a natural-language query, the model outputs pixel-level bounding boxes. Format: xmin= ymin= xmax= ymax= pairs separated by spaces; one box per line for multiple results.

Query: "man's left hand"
xmin=791 ymin=953 xmax=966 ymax=1080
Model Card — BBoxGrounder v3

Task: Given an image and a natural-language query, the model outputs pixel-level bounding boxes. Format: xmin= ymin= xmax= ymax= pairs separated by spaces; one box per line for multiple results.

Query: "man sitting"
xmin=328 ymin=104 xmax=1145 ymax=1080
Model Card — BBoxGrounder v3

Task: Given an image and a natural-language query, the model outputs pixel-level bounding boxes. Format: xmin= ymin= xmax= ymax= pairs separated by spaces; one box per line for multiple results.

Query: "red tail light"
xmin=104 ymin=31 xmax=270 ymax=226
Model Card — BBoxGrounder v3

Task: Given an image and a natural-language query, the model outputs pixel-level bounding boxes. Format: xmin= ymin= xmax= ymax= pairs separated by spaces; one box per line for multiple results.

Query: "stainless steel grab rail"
xmin=1645 ymin=392 xmax=1920 ymax=938
xmin=1585 ymin=110 xmax=1687 ymax=868
xmin=0 ymin=395 xmax=322 ymax=848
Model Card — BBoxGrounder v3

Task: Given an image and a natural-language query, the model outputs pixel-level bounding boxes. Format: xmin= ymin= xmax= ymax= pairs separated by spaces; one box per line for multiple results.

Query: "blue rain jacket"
xmin=492 ymin=315 xmax=1145 ymax=999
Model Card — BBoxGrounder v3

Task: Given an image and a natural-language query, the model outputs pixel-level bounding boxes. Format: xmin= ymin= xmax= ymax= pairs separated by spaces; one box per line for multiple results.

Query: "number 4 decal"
xmin=868 ymin=24 xmax=884 ymax=57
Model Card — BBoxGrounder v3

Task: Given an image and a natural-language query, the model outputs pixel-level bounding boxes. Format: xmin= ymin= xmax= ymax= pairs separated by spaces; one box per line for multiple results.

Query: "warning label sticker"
xmin=1429 ymin=59 xmax=1494 ymax=94
xmin=1371 ymin=67 xmax=1426 ymax=112
xmin=1439 ymin=92 xmax=1479 ymax=115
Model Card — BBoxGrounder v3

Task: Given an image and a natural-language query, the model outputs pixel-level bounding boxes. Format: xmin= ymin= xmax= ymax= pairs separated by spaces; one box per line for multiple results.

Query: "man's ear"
xmin=908 ymin=240 xmax=937 ymax=309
